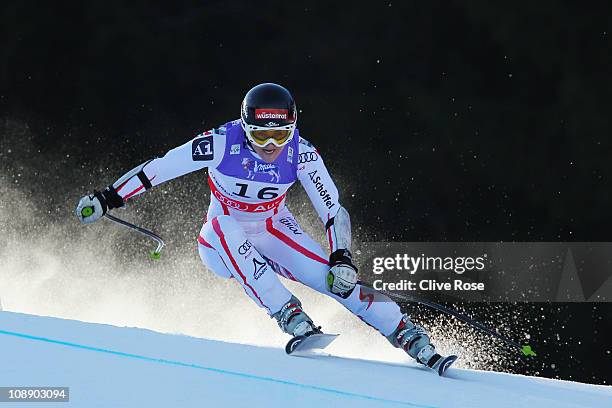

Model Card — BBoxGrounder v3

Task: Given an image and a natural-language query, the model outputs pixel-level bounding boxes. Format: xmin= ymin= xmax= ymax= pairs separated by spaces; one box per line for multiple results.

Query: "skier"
xmin=75 ymin=83 xmax=455 ymax=374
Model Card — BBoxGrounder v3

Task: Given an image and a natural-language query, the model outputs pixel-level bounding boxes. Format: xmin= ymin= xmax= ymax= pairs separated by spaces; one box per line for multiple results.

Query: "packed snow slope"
xmin=0 ymin=312 xmax=609 ymax=408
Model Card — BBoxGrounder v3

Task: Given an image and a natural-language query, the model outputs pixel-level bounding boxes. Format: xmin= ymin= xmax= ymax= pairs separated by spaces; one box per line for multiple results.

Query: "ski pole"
xmin=358 ymin=281 xmax=536 ymax=357
xmin=80 ymin=207 xmax=165 ymax=259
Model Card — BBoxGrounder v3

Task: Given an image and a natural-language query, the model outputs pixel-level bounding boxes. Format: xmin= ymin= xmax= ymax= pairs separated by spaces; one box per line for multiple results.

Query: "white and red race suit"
xmin=111 ymin=119 xmax=402 ymax=336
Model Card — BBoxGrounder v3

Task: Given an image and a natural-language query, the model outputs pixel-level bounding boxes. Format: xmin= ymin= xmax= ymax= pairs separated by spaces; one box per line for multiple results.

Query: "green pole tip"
xmin=150 ymin=251 xmax=161 ymax=260
xmin=521 ymin=345 xmax=536 ymax=356
xmin=81 ymin=207 xmax=93 ymax=217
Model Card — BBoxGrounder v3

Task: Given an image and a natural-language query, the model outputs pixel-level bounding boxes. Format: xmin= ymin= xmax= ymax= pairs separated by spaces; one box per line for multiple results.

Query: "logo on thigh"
xmin=253 ymin=258 xmax=268 ymax=280
xmin=279 ymin=217 xmax=302 ymax=235
xmin=238 ymin=240 xmax=253 ymax=257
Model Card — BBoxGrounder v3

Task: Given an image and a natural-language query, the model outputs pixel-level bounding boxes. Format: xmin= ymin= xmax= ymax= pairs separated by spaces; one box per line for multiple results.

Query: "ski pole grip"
xmin=81 ymin=206 xmax=94 ymax=217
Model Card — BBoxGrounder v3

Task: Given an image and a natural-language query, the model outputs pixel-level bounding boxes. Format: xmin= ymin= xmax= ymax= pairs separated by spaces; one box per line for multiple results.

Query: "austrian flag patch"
xmin=255 ymin=109 xmax=288 ymax=120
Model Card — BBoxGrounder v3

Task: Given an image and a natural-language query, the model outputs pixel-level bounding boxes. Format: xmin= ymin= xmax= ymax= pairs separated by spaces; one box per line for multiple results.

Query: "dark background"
xmin=1 ymin=1 xmax=610 ymax=384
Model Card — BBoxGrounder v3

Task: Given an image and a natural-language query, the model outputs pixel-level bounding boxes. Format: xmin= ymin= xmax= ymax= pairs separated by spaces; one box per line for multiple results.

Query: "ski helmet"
xmin=240 ymin=83 xmax=297 ymax=148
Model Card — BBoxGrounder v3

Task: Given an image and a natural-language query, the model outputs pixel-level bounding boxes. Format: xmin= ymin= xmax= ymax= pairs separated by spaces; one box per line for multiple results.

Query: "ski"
xmin=285 ymin=333 xmax=339 ymax=355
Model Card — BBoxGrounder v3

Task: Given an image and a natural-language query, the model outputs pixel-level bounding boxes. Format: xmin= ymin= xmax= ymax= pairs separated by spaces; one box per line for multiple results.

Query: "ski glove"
xmin=327 ymin=249 xmax=358 ymax=299
xmin=75 ymin=186 xmax=124 ymax=224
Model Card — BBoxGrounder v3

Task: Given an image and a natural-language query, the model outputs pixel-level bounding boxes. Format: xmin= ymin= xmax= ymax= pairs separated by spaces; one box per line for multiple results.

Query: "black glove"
xmin=327 ymin=249 xmax=358 ymax=298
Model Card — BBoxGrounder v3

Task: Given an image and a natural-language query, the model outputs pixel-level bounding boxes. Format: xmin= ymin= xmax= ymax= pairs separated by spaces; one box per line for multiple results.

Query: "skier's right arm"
xmin=76 ymin=131 xmax=222 ymax=224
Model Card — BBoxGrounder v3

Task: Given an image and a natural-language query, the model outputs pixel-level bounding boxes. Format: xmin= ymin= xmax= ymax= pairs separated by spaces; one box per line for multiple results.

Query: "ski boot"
xmin=387 ymin=314 xmax=458 ymax=376
xmin=272 ymin=295 xmax=320 ymax=337
xmin=273 ymin=296 xmax=336 ymax=354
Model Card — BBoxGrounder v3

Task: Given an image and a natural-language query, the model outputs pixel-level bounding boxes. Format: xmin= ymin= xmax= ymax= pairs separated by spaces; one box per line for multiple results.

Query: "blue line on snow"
xmin=0 ymin=329 xmax=436 ymax=408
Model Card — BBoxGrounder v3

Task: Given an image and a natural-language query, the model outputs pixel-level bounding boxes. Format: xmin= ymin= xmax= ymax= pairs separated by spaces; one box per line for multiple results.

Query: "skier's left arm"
xmin=297 ymin=139 xmax=358 ymax=298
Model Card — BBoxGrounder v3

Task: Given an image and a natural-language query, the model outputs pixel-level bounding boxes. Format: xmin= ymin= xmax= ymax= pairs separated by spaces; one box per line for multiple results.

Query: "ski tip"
xmin=521 ymin=344 xmax=536 ymax=357
xmin=150 ymin=251 xmax=161 ymax=260
xmin=285 ymin=333 xmax=339 ymax=355
xmin=437 ymin=355 xmax=458 ymax=376
xmin=285 ymin=335 xmax=306 ymax=354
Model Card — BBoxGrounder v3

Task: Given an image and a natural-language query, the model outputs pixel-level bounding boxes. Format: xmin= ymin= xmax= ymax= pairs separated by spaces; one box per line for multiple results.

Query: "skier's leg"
xmin=258 ymin=213 xmax=443 ymax=366
xmin=257 ymin=214 xmax=402 ymax=335
xmin=197 ymin=229 xmax=233 ymax=279
xmin=200 ymin=215 xmax=294 ymax=315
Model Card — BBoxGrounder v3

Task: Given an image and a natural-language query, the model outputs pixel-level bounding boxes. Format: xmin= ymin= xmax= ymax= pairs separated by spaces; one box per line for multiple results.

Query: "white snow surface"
xmin=0 ymin=311 xmax=610 ymax=408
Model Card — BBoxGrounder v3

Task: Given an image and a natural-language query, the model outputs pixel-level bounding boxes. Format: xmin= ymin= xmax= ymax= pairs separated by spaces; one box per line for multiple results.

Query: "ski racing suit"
xmin=109 ymin=119 xmax=404 ymax=337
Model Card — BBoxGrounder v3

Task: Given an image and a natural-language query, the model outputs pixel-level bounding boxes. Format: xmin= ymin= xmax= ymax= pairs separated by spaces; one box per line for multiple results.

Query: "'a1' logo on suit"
xmin=192 ymin=136 xmax=214 ymax=161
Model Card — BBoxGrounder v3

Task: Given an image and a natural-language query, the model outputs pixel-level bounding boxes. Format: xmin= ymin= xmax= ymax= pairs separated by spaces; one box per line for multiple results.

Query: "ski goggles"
xmin=250 ymin=129 xmax=292 ymax=146
xmin=243 ymin=125 xmax=295 ymax=147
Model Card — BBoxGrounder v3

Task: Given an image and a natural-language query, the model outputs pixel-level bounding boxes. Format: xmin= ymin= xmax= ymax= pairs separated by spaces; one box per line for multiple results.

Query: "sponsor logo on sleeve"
xmin=192 ymin=136 xmax=214 ymax=161
xmin=255 ymin=109 xmax=288 ymax=120
xmin=298 ymin=151 xmax=318 ymax=164
xmin=308 ymin=170 xmax=336 ymax=210
xmin=253 ymin=258 xmax=268 ymax=280
xmin=230 ymin=144 xmax=241 ymax=155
